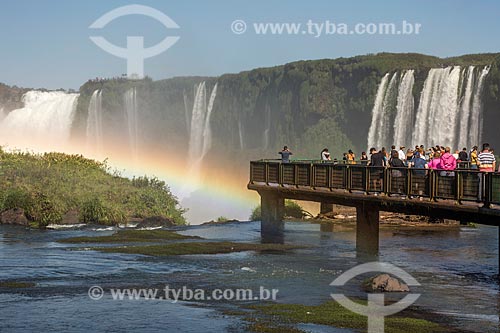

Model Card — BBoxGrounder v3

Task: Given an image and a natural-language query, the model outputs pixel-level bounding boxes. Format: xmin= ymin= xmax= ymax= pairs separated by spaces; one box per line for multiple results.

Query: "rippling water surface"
xmin=0 ymin=222 xmax=498 ymax=332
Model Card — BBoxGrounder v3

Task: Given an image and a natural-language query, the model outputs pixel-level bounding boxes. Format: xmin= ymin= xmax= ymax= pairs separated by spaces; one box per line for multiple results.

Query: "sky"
xmin=1 ymin=0 xmax=499 ymax=90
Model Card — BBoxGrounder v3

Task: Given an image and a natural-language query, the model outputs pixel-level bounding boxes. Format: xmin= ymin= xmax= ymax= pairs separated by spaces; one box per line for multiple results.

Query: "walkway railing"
xmin=249 ymin=160 xmax=500 ymax=207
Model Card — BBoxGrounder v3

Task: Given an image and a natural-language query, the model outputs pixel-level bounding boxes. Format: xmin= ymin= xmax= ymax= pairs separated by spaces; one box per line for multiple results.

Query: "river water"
xmin=0 ymin=222 xmax=498 ymax=332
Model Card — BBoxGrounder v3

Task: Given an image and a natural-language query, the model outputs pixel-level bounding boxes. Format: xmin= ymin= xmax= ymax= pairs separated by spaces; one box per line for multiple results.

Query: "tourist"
xmin=427 ymin=152 xmax=442 ymax=170
xmin=321 ymin=148 xmax=331 ymax=161
xmin=389 ymin=151 xmax=405 ymax=169
xmin=477 ymin=145 xmax=496 ymax=172
xmin=368 ymin=147 xmax=385 ymax=193
xmin=389 ymin=151 xmax=406 ymax=195
xmin=347 ymin=149 xmax=356 ymax=164
xmin=458 ymin=147 xmax=468 ymax=162
xmin=410 ymin=151 xmax=427 ymax=197
xmin=425 ymin=148 xmax=434 ymax=161
xmin=279 ymin=146 xmax=293 ymax=163
xmin=440 ymin=147 xmax=457 ymax=176
xmin=406 ymin=148 xmax=414 ymax=161
xmin=410 ymin=151 xmax=427 ymax=170
xmin=390 ymin=145 xmax=398 ymax=160
xmin=470 ymin=146 xmax=478 ymax=169
xmin=381 ymin=147 xmax=388 ymax=163
xmin=453 ymin=150 xmax=460 ymax=160
xmin=398 ymin=146 xmax=406 ymax=162
xmin=360 ymin=151 xmax=368 ymax=165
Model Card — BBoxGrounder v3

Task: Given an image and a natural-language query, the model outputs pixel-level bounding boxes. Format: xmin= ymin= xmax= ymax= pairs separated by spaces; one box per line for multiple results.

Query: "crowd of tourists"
xmin=279 ymin=143 xmax=498 ymax=173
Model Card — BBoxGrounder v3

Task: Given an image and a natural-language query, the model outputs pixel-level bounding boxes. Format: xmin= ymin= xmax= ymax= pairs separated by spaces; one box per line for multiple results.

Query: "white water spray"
xmin=470 ymin=66 xmax=490 ymax=147
xmin=393 ymin=70 xmax=415 ymax=147
xmin=124 ymin=88 xmax=139 ymax=159
xmin=0 ymin=91 xmax=78 ymax=152
xmin=367 ymin=73 xmax=389 ymax=150
xmin=86 ymin=90 xmax=103 ymax=156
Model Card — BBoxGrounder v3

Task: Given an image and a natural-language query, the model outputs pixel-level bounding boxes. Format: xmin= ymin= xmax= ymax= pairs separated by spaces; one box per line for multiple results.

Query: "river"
xmin=0 ymin=221 xmax=498 ymax=332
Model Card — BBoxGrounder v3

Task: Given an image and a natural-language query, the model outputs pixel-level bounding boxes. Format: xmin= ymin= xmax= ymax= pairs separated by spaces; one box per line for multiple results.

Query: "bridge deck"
xmin=248 ymin=160 xmax=500 ymax=226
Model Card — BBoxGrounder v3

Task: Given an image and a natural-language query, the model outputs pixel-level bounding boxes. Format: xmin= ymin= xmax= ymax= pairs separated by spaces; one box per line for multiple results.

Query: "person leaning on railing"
xmin=469 ymin=146 xmax=479 ymax=169
xmin=346 ymin=149 xmax=356 ymax=164
xmin=477 ymin=145 xmax=496 ymax=172
xmin=279 ymin=146 xmax=293 ymax=163
xmin=439 ymin=147 xmax=457 ymax=177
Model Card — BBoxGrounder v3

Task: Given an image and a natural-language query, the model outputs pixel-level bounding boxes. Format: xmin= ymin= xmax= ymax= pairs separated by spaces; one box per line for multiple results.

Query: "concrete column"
xmin=260 ymin=191 xmax=285 ymax=243
xmin=356 ymin=203 xmax=380 ymax=257
xmin=320 ymin=203 xmax=334 ymax=215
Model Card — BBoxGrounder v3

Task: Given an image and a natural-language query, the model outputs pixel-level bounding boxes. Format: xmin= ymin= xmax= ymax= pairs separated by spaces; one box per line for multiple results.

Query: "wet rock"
xmin=369 ymin=274 xmax=410 ymax=292
xmin=61 ymin=209 xmax=79 ymax=224
xmin=0 ymin=208 xmax=29 ymax=226
xmin=136 ymin=216 xmax=174 ymax=229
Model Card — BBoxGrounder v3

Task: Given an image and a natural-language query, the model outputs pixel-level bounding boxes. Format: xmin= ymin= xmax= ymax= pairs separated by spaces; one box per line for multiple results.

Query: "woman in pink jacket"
xmin=440 ymin=147 xmax=457 ymax=170
xmin=439 ymin=147 xmax=457 ymax=176
xmin=426 ymin=152 xmax=442 ymax=169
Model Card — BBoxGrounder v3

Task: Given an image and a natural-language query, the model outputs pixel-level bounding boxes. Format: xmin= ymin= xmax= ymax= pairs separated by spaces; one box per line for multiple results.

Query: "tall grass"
xmin=0 ymin=148 xmax=186 ymax=227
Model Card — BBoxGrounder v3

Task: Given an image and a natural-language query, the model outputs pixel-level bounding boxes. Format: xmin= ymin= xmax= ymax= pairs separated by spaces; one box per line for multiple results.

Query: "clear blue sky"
xmin=1 ymin=0 xmax=499 ymax=89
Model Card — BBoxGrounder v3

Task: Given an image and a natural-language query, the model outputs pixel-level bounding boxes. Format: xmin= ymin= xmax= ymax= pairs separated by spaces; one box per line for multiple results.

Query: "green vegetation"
xmin=0 ymin=281 xmax=36 ymax=288
xmin=91 ymin=241 xmax=303 ymax=256
xmin=59 ymin=229 xmax=198 ymax=243
xmin=245 ymin=300 xmax=445 ymax=333
xmin=250 ymin=200 xmax=304 ymax=221
xmin=0 ymin=150 xmax=186 ymax=228
xmin=67 ymin=52 xmax=500 ymax=161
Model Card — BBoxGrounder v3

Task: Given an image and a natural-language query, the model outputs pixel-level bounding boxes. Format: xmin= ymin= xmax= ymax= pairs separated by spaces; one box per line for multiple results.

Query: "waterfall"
xmin=0 ymin=107 xmax=4 ymax=122
xmin=238 ymin=120 xmax=244 ymax=150
xmin=86 ymin=90 xmax=103 ymax=156
xmin=0 ymin=91 xmax=78 ymax=151
xmin=188 ymin=82 xmax=207 ymax=163
xmin=394 ymin=65 xmax=491 ymax=149
xmin=367 ymin=72 xmax=398 ymax=150
xmin=263 ymin=104 xmax=271 ymax=150
xmin=432 ymin=66 xmax=462 ymax=148
xmin=201 ymin=82 xmax=217 ymax=158
xmin=470 ymin=66 xmax=490 ymax=147
xmin=367 ymin=73 xmax=389 ymax=149
xmin=393 ymin=70 xmax=415 ymax=146
xmin=124 ymin=88 xmax=139 ymax=159
xmin=457 ymin=66 xmax=475 ymax=150
xmin=412 ymin=69 xmax=440 ymax=146
xmin=183 ymin=91 xmax=190 ymax=135
xmin=412 ymin=66 xmax=461 ymax=148
xmin=183 ymin=81 xmax=218 ymax=195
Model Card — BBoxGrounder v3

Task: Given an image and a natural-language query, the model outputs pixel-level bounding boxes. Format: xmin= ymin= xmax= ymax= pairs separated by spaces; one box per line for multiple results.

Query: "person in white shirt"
xmin=398 ymin=146 xmax=406 ymax=162
xmin=321 ymin=148 xmax=331 ymax=161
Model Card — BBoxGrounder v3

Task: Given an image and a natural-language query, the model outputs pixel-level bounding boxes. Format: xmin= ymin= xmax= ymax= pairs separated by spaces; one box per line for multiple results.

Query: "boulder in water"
xmin=136 ymin=216 xmax=174 ymax=229
xmin=1 ymin=208 xmax=29 ymax=226
xmin=368 ymin=274 xmax=410 ymax=292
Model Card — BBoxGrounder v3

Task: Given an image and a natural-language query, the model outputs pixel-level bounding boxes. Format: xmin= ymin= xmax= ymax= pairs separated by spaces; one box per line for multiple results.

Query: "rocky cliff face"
xmin=0 ymin=83 xmax=28 ymax=113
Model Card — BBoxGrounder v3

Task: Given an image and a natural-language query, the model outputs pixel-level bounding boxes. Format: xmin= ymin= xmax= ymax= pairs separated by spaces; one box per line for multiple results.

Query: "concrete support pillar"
xmin=320 ymin=202 xmax=334 ymax=215
xmin=356 ymin=203 xmax=380 ymax=257
xmin=260 ymin=191 xmax=285 ymax=243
